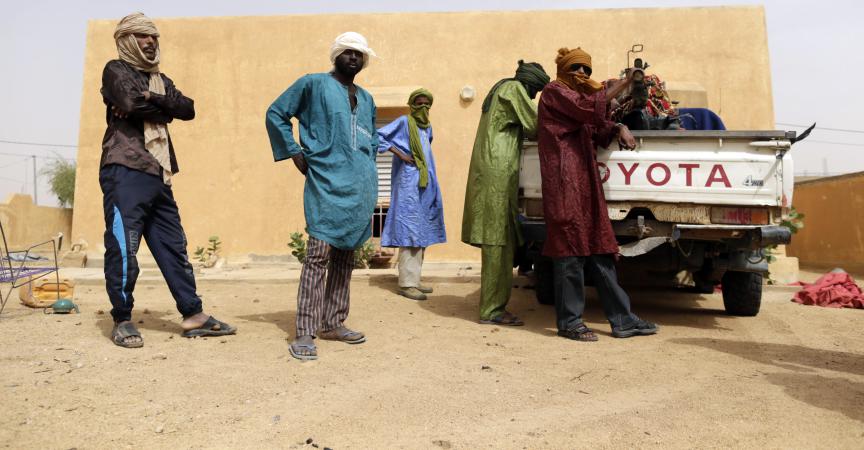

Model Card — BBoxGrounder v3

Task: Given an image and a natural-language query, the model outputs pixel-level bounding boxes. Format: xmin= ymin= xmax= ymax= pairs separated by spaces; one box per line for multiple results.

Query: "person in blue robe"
xmin=376 ymin=88 xmax=446 ymax=300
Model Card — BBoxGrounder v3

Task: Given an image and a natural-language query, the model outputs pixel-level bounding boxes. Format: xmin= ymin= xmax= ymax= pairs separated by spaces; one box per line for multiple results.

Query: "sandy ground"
xmin=1 ymin=267 xmax=863 ymax=449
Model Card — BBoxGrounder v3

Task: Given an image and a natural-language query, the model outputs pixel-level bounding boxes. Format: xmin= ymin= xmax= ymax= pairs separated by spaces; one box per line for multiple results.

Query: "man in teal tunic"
xmin=462 ymin=60 xmax=550 ymax=326
xmin=266 ymin=32 xmax=378 ymax=360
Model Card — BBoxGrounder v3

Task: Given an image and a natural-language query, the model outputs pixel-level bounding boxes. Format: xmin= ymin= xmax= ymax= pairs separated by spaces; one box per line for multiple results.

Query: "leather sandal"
xmin=557 ymin=323 xmax=598 ymax=342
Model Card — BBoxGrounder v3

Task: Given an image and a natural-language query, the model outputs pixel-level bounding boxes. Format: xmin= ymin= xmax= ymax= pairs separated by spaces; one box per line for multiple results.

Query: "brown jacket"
xmin=100 ymin=59 xmax=195 ymax=177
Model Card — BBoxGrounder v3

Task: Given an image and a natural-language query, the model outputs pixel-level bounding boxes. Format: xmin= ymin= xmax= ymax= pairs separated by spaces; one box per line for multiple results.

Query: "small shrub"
xmin=194 ymin=235 xmax=221 ymax=267
xmin=288 ymin=231 xmax=375 ymax=268
xmin=287 ymin=232 xmax=307 ymax=263
xmin=40 ymin=157 xmax=76 ymax=207
xmin=781 ymin=207 xmax=805 ymax=235
xmin=353 ymin=240 xmax=376 ymax=269
xmin=765 ymin=207 xmax=805 ymax=283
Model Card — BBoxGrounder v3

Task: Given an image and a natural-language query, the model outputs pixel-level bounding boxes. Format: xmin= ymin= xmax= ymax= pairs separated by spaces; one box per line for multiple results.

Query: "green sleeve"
xmin=498 ymin=81 xmax=539 ymax=140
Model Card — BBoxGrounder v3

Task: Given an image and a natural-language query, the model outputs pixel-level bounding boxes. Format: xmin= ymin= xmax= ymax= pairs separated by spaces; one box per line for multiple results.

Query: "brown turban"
xmin=555 ymin=47 xmax=603 ymax=93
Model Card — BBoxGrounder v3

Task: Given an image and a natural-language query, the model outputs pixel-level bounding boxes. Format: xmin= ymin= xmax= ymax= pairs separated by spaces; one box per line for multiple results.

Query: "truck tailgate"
xmin=520 ymin=131 xmax=794 ymax=208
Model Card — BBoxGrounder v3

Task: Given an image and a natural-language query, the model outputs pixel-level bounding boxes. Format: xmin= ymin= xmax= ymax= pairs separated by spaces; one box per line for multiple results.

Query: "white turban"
xmin=329 ymin=32 xmax=376 ymax=69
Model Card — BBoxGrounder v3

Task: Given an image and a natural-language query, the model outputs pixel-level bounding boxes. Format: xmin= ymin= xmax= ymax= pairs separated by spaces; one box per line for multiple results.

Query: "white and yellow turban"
xmin=329 ymin=32 xmax=376 ymax=69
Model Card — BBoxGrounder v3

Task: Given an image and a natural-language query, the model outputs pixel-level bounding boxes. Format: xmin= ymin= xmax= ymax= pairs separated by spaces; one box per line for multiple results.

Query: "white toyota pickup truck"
xmin=518 ymin=130 xmax=796 ymax=316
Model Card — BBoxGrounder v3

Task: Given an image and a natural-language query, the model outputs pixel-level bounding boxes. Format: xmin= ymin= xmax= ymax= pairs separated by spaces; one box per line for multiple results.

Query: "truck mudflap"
xmin=727 ymin=249 xmax=769 ymax=273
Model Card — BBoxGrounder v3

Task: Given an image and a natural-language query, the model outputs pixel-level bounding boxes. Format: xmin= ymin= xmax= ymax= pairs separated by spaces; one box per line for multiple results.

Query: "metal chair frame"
xmin=0 ymin=220 xmax=63 ymax=315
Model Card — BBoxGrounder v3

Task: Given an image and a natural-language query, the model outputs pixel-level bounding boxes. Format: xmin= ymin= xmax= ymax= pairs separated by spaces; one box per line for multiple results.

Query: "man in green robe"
xmin=266 ymin=32 xmax=378 ymax=360
xmin=461 ymin=61 xmax=550 ymax=325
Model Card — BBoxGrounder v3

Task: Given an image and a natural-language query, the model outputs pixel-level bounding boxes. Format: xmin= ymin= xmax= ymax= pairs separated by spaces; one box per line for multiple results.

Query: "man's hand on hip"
xmin=292 ymin=154 xmax=308 ymax=176
xmin=390 ymin=147 xmax=415 ymax=165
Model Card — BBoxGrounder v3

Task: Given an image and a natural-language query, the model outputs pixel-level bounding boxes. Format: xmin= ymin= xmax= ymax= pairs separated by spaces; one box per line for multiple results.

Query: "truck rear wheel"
xmin=533 ymin=256 xmax=555 ymax=305
xmin=721 ymin=271 xmax=762 ymax=316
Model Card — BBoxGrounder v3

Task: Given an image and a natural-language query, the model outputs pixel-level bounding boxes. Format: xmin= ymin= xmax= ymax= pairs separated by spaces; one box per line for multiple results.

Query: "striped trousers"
xmin=296 ymin=236 xmax=355 ymax=337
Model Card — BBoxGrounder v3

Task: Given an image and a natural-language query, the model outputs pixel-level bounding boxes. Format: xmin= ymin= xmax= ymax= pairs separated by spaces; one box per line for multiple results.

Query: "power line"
xmin=0 ymin=138 xmax=77 ymax=148
xmin=0 ymin=157 xmax=31 ymax=170
xmin=798 ymin=140 xmax=864 ymax=148
xmin=777 ymin=122 xmax=864 ymax=134
xmin=0 ymin=151 xmax=75 ymax=161
xmin=0 ymin=175 xmax=25 ymax=183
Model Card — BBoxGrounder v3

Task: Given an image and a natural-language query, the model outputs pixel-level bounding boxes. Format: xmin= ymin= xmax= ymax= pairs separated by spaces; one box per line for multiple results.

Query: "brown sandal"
xmin=557 ymin=323 xmax=598 ymax=342
xmin=319 ymin=327 xmax=366 ymax=344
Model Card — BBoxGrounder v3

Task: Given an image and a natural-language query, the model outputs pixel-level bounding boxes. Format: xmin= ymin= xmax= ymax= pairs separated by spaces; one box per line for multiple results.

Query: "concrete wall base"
xmin=768 ymin=255 xmax=799 ymax=285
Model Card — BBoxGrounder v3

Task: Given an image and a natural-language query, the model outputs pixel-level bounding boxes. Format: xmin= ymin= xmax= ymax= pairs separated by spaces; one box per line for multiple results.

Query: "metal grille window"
xmin=375 ymin=151 xmax=392 ymax=206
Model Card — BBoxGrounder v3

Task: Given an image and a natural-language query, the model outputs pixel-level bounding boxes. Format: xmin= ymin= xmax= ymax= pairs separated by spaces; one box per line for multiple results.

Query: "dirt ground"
xmin=1 ymin=267 xmax=863 ymax=449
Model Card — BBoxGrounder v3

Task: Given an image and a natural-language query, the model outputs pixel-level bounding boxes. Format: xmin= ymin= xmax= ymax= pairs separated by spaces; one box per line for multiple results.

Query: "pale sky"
xmin=1 ymin=0 xmax=861 ymax=206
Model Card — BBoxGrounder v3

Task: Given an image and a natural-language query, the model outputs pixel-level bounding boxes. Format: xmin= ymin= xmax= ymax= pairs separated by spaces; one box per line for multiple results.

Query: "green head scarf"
xmin=407 ymin=88 xmax=434 ymax=188
xmin=481 ymin=60 xmax=550 ymax=113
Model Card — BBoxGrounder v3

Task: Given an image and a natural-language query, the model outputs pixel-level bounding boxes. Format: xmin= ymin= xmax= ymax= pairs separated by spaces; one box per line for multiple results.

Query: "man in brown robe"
xmin=537 ymin=47 xmax=658 ymax=341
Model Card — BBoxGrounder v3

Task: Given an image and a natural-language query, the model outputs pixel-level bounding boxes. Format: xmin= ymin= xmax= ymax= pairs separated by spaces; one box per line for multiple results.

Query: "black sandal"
xmin=557 ymin=323 xmax=598 ymax=342
xmin=182 ymin=316 xmax=237 ymax=338
xmin=112 ymin=321 xmax=144 ymax=348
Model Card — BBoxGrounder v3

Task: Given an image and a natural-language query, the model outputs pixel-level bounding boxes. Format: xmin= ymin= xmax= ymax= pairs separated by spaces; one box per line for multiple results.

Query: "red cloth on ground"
xmin=537 ymin=81 xmax=619 ymax=257
xmin=791 ymin=272 xmax=864 ymax=309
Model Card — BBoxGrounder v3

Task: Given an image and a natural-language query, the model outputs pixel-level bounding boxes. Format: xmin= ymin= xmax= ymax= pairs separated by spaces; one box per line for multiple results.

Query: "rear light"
xmin=710 ymin=207 xmax=769 ymax=225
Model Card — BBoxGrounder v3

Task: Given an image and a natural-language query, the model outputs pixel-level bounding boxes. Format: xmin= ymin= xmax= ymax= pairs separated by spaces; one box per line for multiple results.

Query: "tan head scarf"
xmin=115 ymin=12 xmax=172 ymax=185
xmin=555 ymin=47 xmax=603 ymax=93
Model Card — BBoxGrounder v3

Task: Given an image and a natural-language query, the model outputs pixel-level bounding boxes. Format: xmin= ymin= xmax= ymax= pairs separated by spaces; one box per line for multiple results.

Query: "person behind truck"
xmin=536 ymin=47 xmax=658 ymax=341
xmin=462 ymin=60 xmax=550 ymax=326
xmin=376 ymin=88 xmax=447 ymax=301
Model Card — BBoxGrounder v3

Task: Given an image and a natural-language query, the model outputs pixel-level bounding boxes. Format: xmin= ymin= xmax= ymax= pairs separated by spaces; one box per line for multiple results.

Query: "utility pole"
xmin=32 ymin=154 xmax=37 ymax=204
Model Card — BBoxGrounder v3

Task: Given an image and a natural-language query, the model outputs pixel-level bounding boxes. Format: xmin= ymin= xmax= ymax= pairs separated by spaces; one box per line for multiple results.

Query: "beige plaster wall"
xmin=787 ymin=173 xmax=864 ymax=272
xmin=0 ymin=194 xmax=72 ymax=252
xmin=73 ymin=7 xmax=774 ymax=262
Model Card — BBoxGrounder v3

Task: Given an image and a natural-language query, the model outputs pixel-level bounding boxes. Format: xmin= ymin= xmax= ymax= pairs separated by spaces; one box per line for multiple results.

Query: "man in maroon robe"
xmin=537 ymin=47 xmax=658 ymax=341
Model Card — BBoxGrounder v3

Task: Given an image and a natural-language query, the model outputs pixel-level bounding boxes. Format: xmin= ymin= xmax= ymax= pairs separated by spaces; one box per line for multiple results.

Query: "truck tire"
xmin=721 ymin=271 xmax=762 ymax=316
xmin=533 ymin=256 xmax=555 ymax=305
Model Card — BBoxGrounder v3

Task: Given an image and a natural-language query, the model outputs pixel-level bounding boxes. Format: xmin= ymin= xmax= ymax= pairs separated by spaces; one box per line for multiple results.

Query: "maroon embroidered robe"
xmin=537 ymin=81 xmax=620 ymax=257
